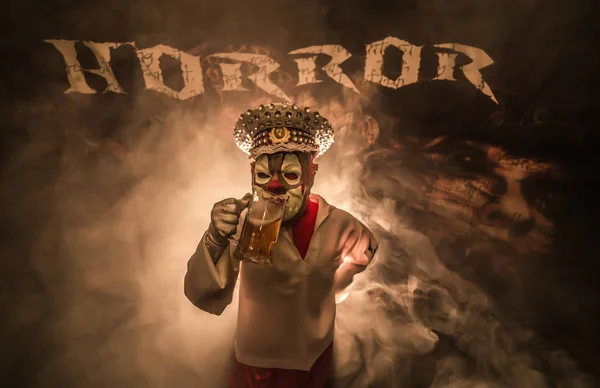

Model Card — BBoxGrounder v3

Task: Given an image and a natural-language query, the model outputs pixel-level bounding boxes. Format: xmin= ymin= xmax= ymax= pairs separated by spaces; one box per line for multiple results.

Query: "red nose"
xmin=266 ymin=178 xmax=285 ymax=194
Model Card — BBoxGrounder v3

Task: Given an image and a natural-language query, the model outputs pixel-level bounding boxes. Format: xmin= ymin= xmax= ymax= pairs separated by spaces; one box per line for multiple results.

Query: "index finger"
xmin=220 ymin=197 xmax=237 ymax=205
xmin=236 ymin=193 xmax=252 ymax=211
xmin=220 ymin=193 xmax=252 ymax=214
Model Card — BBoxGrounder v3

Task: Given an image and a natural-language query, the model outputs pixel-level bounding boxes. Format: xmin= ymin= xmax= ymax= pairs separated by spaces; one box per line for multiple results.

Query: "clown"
xmin=184 ymin=102 xmax=378 ymax=388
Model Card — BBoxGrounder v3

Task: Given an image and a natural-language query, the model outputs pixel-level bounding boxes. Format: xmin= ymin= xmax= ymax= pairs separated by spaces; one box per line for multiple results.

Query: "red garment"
xmin=291 ymin=195 xmax=319 ymax=260
xmin=229 ymin=195 xmax=332 ymax=388
xmin=229 ymin=342 xmax=333 ymax=388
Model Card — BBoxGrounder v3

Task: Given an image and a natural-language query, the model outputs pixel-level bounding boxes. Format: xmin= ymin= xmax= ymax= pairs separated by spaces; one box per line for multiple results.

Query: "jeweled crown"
xmin=233 ymin=102 xmax=334 ymax=159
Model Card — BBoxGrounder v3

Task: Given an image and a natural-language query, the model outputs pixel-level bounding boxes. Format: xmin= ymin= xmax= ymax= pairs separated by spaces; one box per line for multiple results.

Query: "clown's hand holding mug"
xmin=184 ymin=103 xmax=378 ymax=388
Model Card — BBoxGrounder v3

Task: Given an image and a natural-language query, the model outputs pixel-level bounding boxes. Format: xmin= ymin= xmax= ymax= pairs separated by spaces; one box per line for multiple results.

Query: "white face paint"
xmin=253 ymin=155 xmax=271 ymax=185
xmin=252 ymin=153 xmax=307 ymax=222
xmin=279 ymin=154 xmax=304 ymax=220
xmin=281 ymin=154 xmax=302 ymax=186
xmin=254 ymin=184 xmax=304 ymax=222
xmin=283 ymin=187 xmax=305 ymax=221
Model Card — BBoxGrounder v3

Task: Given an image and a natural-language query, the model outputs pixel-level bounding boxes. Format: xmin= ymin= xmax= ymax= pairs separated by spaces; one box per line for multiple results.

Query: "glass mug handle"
xmin=229 ymin=192 xmax=254 ymax=248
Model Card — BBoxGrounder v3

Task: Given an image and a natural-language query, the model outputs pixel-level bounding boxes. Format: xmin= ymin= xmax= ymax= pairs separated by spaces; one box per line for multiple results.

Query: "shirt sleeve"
xmin=341 ymin=215 xmax=379 ymax=267
xmin=183 ymin=215 xmax=244 ymax=315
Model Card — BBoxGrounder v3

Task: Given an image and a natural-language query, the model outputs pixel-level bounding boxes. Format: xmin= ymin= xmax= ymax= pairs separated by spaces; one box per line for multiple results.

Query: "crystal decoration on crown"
xmin=233 ymin=102 xmax=335 ymax=159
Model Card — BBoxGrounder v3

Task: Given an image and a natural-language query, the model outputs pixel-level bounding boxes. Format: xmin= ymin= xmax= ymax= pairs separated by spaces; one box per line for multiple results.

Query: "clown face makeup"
xmin=252 ymin=152 xmax=316 ymax=222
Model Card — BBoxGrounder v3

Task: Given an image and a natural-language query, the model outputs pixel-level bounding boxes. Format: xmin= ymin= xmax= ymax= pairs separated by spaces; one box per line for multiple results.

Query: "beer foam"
xmin=247 ymin=215 xmax=280 ymax=226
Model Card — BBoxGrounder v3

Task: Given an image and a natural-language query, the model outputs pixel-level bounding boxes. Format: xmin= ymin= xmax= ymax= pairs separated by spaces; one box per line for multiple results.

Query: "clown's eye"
xmin=284 ymin=173 xmax=298 ymax=180
xmin=257 ymin=173 xmax=270 ymax=179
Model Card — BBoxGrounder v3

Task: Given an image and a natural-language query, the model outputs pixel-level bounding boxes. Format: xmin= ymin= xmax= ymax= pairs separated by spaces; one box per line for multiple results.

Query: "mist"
xmin=2 ymin=0 xmax=599 ymax=387
xmin=6 ymin=96 xmax=590 ymax=387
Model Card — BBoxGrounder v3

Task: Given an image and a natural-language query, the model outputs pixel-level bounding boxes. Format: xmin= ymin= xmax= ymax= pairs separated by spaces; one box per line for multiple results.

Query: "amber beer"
xmin=234 ymin=193 xmax=286 ymax=266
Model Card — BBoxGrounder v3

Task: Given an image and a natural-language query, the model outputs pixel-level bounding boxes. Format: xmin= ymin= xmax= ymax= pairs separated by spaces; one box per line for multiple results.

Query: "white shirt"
xmin=184 ymin=194 xmax=378 ymax=371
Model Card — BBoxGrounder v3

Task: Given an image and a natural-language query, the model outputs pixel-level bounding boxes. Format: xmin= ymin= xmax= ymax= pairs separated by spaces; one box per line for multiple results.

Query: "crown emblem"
xmin=233 ymin=102 xmax=334 ymax=159
xmin=269 ymin=127 xmax=290 ymax=144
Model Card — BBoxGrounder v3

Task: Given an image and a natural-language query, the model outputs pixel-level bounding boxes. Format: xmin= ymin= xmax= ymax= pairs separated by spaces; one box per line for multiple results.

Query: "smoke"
xmin=19 ymin=102 xmax=242 ymax=387
xmin=1 ymin=83 xmax=596 ymax=388
xmin=2 ymin=0 xmax=598 ymax=387
xmin=3 ymin=81 xmax=595 ymax=388
xmin=316 ymin=134 xmax=597 ymax=387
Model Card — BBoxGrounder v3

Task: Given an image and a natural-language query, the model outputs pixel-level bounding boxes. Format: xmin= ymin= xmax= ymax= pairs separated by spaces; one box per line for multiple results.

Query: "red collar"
xmin=291 ymin=195 xmax=319 ymax=259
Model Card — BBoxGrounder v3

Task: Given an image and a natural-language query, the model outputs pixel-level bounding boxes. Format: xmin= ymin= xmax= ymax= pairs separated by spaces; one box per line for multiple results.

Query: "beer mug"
xmin=233 ymin=191 xmax=287 ymax=266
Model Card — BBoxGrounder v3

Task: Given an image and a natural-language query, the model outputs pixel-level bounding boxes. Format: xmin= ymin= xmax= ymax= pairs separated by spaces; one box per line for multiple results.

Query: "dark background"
xmin=2 ymin=0 xmax=600 ymax=387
